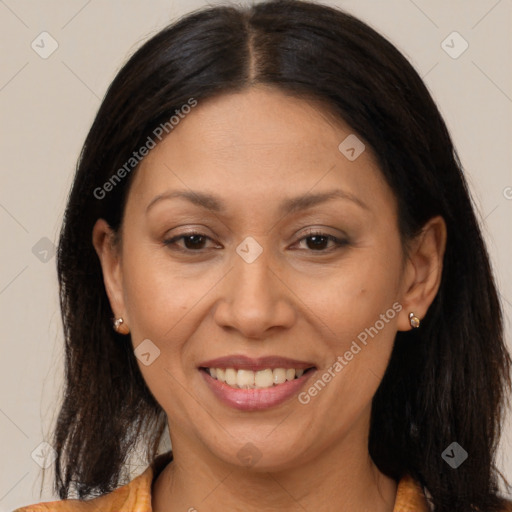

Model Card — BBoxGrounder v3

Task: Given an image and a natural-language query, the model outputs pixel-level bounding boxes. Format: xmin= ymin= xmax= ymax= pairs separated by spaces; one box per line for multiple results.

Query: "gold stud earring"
xmin=409 ymin=312 xmax=420 ymax=329
xmin=113 ymin=317 xmax=130 ymax=335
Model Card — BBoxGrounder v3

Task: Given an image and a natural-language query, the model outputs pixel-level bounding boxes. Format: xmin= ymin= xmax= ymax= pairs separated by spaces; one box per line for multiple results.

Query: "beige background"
xmin=1 ymin=0 xmax=511 ymax=509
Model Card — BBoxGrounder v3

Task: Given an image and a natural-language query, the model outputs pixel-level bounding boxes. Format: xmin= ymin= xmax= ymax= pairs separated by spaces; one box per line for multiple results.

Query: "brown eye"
xmin=296 ymin=231 xmax=349 ymax=252
xmin=163 ymin=232 xmax=214 ymax=251
xmin=181 ymin=234 xmax=208 ymax=250
xmin=304 ymin=234 xmax=330 ymax=250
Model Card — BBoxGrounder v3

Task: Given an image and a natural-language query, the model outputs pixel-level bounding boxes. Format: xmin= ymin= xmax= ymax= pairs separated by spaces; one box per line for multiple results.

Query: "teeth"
xmin=237 ymin=369 xmax=255 ymax=388
xmin=225 ymin=368 xmax=237 ymax=387
xmin=255 ymin=369 xmax=273 ymax=388
xmin=273 ymin=368 xmax=286 ymax=385
xmin=207 ymin=367 xmax=308 ymax=389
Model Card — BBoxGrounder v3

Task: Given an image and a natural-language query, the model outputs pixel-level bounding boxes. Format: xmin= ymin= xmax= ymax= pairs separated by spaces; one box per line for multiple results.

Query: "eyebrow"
xmin=145 ymin=188 xmax=368 ymax=215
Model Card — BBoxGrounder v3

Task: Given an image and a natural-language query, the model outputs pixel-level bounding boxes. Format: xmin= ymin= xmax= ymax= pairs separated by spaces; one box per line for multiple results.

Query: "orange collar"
xmin=15 ymin=451 xmax=431 ymax=511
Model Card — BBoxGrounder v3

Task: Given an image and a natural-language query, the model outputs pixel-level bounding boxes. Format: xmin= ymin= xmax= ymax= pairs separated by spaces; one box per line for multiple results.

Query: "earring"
xmin=409 ymin=312 xmax=420 ymax=329
xmin=113 ymin=317 xmax=130 ymax=335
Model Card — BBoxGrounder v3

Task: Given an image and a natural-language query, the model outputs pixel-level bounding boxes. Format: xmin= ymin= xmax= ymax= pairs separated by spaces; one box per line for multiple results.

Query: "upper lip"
xmin=198 ymin=355 xmax=316 ymax=371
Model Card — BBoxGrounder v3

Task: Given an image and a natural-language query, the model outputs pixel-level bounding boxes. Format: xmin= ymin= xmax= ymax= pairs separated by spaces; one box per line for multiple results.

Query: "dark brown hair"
xmin=51 ymin=1 xmax=511 ymax=510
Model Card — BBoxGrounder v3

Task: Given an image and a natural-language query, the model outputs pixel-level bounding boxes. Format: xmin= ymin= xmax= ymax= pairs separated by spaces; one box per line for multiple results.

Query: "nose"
xmin=213 ymin=245 xmax=296 ymax=339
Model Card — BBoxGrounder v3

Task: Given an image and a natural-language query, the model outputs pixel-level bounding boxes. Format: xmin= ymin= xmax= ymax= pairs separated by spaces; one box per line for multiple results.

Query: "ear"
xmin=92 ymin=218 xmax=128 ymax=327
xmin=397 ymin=215 xmax=447 ymax=331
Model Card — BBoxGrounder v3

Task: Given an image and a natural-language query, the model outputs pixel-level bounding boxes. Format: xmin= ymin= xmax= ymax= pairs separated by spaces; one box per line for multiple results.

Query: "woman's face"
xmin=94 ymin=86 xmax=442 ymax=471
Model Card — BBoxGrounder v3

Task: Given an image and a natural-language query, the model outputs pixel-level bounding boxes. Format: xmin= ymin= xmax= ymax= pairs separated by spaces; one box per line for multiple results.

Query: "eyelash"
xmin=162 ymin=230 xmax=349 ymax=254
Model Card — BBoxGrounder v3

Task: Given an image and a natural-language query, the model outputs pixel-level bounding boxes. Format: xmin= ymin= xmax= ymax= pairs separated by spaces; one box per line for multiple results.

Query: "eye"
xmin=294 ymin=230 xmax=349 ymax=252
xmin=163 ymin=232 xmax=218 ymax=252
xmin=163 ymin=230 xmax=349 ymax=253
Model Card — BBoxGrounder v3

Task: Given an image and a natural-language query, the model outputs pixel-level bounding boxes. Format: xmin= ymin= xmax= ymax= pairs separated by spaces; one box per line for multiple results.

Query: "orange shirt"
xmin=7 ymin=451 xmax=467 ymax=511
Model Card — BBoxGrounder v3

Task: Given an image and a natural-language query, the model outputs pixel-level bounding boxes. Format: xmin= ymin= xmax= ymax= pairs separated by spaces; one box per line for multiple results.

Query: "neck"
xmin=152 ymin=426 xmax=397 ymax=512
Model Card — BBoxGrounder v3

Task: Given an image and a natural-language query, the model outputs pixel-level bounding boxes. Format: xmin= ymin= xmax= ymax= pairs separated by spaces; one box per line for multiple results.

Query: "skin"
xmin=93 ymin=85 xmax=446 ymax=512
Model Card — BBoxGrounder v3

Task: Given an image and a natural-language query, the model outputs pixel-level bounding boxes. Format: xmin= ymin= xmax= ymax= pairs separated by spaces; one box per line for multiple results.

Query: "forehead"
xmin=126 ymin=86 xmax=394 ymax=217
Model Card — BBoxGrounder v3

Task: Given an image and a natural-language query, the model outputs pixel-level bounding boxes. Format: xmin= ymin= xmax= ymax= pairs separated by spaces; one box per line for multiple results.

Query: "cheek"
xmin=120 ymin=243 xmax=202 ymax=340
xmin=298 ymin=256 xmax=401 ymax=423
xmin=119 ymin=250 xmax=208 ymax=416
xmin=300 ymin=246 xmax=402 ymax=344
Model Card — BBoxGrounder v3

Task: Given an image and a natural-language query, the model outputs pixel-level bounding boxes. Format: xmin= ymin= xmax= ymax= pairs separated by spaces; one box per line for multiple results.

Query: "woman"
xmin=14 ymin=1 xmax=512 ymax=511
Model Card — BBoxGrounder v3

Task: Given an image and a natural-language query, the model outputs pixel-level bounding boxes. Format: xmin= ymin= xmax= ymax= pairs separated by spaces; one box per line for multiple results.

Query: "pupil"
xmin=185 ymin=235 xmax=205 ymax=249
xmin=308 ymin=235 xmax=327 ymax=250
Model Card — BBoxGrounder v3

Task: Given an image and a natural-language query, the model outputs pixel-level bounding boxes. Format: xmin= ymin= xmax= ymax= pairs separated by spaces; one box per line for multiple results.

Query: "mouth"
xmin=199 ymin=366 xmax=315 ymax=389
xmin=198 ymin=355 xmax=317 ymax=411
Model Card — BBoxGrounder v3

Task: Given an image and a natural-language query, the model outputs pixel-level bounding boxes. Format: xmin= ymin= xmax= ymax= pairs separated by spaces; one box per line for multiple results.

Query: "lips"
xmin=198 ymin=355 xmax=317 ymax=411
xmin=198 ymin=355 xmax=315 ymax=371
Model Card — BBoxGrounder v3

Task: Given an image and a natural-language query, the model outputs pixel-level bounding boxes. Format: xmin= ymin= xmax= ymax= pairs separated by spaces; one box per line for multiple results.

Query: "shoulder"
xmin=395 ymin=474 xmax=512 ymax=512
xmin=395 ymin=473 xmax=431 ymax=511
xmin=12 ymin=461 xmax=158 ymax=512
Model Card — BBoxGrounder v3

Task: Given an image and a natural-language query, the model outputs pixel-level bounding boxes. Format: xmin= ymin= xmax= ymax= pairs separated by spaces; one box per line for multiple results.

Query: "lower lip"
xmin=199 ymin=369 xmax=315 ymax=411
